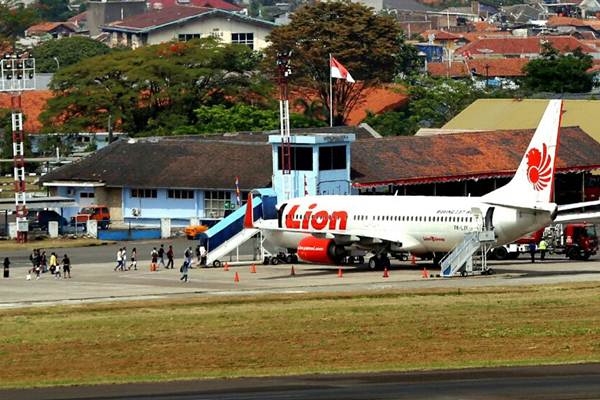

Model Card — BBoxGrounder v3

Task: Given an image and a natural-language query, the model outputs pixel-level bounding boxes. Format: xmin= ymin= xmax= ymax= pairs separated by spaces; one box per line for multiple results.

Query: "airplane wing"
xmin=554 ymin=211 xmax=600 ymax=224
xmin=557 ymin=200 xmax=600 ymax=212
xmin=254 ymin=220 xmax=422 ymax=251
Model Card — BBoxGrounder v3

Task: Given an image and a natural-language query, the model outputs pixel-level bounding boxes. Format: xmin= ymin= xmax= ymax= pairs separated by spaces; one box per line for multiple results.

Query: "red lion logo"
xmin=526 ymin=144 xmax=552 ymax=191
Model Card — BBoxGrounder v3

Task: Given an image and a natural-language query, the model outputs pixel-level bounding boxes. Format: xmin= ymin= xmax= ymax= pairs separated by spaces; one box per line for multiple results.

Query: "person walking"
xmin=114 ymin=248 xmax=123 ymax=271
xmin=538 ymin=239 xmax=548 ymax=261
xmin=62 ymin=254 xmax=71 ymax=279
xmin=184 ymin=246 xmax=192 ymax=269
xmin=3 ymin=257 xmax=9 ymax=278
xmin=528 ymin=242 xmax=536 ymax=263
xmin=158 ymin=244 xmax=165 ymax=268
xmin=199 ymin=244 xmax=207 ymax=267
xmin=49 ymin=252 xmax=58 ymax=274
xmin=130 ymin=247 xmax=137 ymax=271
xmin=195 ymin=245 xmax=201 ymax=266
xmin=150 ymin=247 xmax=158 ymax=271
xmin=122 ymin=247 xmax=127 ymax=270
xmin=180 ymin=258 xmax=189 ymax=283
xmin=54 ymin=262 xmax=62 ymax=279
xmin=166 ymin=245 xmax=174 ymax=269
xmin=40 ymin=250 xmax=47 ymax=273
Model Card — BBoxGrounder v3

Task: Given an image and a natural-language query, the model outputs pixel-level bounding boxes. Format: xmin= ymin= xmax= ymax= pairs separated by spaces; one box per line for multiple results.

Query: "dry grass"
xmin=0 ymin=283 xmax=599 ymax=388
xmin=0 ymin=238 xmax=114 ymax=251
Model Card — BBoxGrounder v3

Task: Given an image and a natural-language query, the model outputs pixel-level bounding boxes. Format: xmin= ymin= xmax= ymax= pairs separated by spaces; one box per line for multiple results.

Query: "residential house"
xmin=87 ymin=0 xmax=148 ymax=37
xmin=546 ymin=16 xmax=600 ymax=38
xmin=148 ymin=0 xmax=242 ymax=11
xmin=24 ymin=22 xmax=81 ymax=39
xmin=427 ymin=58 xmax=528 ymax=88
xmin=456 ymin=36 xmax=600 ymax=59
xmin=102 ymin=6 xmax=276 ymax=49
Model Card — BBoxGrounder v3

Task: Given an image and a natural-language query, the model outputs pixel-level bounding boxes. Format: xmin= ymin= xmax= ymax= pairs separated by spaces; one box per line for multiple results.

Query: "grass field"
xmin=0 ymin=176 xmax=42 ymax=198
xmin=0 ymin=283 xmax=599 ymax=389
xmin=0 ymin=238 xmax=114 ymax=251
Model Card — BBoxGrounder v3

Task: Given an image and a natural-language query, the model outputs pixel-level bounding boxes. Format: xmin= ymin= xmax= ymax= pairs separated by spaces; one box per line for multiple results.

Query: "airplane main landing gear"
xmin=368 ymin=254 xmax=390 ymax=270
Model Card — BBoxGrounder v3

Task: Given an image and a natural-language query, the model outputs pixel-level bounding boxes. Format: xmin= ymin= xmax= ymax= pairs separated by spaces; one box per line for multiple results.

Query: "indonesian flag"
xmin=235 ymin=176 xmax=241 ymax=207
xmin=330 ymin=57 xmax=355 ymax=83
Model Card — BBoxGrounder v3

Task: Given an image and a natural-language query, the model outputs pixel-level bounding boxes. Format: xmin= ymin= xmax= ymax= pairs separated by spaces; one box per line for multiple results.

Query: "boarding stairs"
xmin=202 ymin=196 xmax=272 ymax=267
xmin=441 ymin=230 xmax=496 ymax=277
xmin=206 ymin=227 xmax=268 ymax=267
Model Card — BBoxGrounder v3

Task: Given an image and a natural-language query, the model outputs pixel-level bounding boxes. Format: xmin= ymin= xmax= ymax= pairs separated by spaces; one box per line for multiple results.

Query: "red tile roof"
xmin=457 ymin=36 xmax=598 ymax=56
xmin=291 ymin=85 xmax=409 ymax=125
xmin=547 ymin=16 xmax=600 ymax=29
xmin=471 ymin=21 xmax=500 ymax=32
xmin=109 ymin=6 xmax=212 ymax=30
xmin=68 ymin=11 xmax=87 ymax=24
xmin=0 ymin=91 xmax=53 ymax=133
xmin=427 ymin=61 xmax=470 ymax=77
xmin=148 ymin=0 xmax=241 ymax=11
xmin=25 ymin=22 xmax=77 ymax=35
xmin=466 ymin=58 xmax=529 ymax=77
xmin=420 ymin=29 xmax=463 ymax=41
xmin=351 ymin=127 xmax=600 ymax=187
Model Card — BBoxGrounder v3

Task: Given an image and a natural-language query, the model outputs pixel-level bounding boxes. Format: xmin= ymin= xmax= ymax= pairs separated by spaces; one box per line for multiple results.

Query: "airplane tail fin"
xmin=243 ymin=193 xmax=254 ymax=229
xmin=483 ymin=99 xmax=563 ymax=207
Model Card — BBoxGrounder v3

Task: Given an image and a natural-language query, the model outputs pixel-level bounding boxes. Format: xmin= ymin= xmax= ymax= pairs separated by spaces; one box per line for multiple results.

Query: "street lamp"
xmin=93 ymin=79 xmax=114 ymax=144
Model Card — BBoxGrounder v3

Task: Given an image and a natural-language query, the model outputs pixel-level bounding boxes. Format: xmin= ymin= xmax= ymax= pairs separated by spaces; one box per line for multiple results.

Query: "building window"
xmin=178 ymin=33 xmax=201 ymax=42
xmin=131 ymin=188 xmax=157 ymax=198
xmin=205 ymin=190 xmax=231 ymax=218
xmin=80 ymin=192 xmax=95 ymax=198
xmin=319 ymin=146 xmax=346 ymax=170
xmin=277 ymin=146 xmax=313 ymax=171
xmin=168 ymin=189 xmax=194 ymax=199
xmin=231 ymin=32 xmax=254 ymax=49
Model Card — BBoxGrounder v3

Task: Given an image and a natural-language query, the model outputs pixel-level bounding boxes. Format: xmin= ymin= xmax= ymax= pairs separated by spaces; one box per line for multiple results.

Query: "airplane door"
xmin=485 ymin=207 xmax=495 ymax=230
xmin=277 ymin=203 xmax=287 ymax=228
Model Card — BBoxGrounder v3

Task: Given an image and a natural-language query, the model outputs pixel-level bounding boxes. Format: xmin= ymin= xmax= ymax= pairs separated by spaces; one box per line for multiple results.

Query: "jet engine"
xmin=297 ymin=237 xmax=345 ymax=265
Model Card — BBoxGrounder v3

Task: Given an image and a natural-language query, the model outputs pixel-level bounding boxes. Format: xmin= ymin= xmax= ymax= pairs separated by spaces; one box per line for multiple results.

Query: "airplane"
xmin=244 ymin=99 xmax=569 ymax=269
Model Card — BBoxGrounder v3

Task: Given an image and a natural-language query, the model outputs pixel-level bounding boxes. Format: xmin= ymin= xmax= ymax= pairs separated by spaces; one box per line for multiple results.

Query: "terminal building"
xmin=39 ymin=125 xmax=600 ymax=227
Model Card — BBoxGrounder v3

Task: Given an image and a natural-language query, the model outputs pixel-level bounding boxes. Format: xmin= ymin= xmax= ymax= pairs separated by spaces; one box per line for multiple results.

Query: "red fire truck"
xmin=491 ymin=223 xmax=598 ymax=261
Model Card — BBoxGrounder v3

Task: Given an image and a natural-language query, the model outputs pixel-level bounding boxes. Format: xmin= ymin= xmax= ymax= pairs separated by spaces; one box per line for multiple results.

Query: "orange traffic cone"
xmin=411 ymin=255 xmax=417 ymax=265
xmin=422 ymin=267 xmax=429 ymax=279
xmin=250 ymin=264 xmax=256 ymax=273
xmin=337 ymin=268 xmax=343 ymax=278
xmin=223 ymin=262 xmax=229 ymax=271
xmin=290 ymin=265 xmax=296 ymax=276
xmin=234 ymin=271 xmax=240 ymax=283
xmin=383 ymin=268 xmax=389 ymax=278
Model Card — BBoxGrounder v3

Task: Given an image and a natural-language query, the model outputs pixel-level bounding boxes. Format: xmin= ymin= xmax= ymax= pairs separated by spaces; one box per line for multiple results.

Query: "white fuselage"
xmin=263 ymin=195 xmax=554 ymax=255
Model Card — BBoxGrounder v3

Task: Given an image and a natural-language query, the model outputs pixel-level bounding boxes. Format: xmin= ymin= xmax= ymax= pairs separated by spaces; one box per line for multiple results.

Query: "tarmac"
xmin=1 ymin=238 xmax=599 ymax=308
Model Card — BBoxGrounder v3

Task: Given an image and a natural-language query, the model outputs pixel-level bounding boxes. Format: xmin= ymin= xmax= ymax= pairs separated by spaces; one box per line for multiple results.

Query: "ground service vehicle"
xmin=71 ymin=206 xmax=111 ymax=229
xmin=491 ymin=223 xmax=598 ymax=260
xmin=545 ymin=223 xmax=598 ymax=260
xmin=185 ymin=225 xmax=208 ymax=240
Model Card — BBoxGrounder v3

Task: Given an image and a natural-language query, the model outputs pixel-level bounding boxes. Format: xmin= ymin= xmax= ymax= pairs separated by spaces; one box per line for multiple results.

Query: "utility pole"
xmin=0 ymin=52 xmax=35 ymax=243
xmin=276 ymin=51 xmax=292 ymax=200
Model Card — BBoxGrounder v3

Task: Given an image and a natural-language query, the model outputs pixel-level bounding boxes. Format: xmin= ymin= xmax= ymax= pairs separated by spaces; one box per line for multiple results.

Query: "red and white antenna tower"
xmin=277 ymin=51 xmax=292 ymax=200
xmin=1 ymin=52 xmax=35 ymax=243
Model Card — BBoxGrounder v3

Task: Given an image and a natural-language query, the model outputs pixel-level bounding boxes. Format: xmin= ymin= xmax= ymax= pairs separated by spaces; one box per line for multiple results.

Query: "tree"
xmin=32 ymin=37 xmax=111 ymax=73
xmin=41 ymin=39 xmax=273 ymax=135
xmin=174 ymin=104 xmax=326 ymax=135
xmin=0 ymin=3 xmax=40 ymax=39
xmin=265 ymin=0 xmax=419 ymax=125
xmin=366 ymin=77 xmax=514 ymax=136
xmin=35 ymin=0 xmax=73 ymax=22
xmin=522 ymin=43 xmax=594 ymax=93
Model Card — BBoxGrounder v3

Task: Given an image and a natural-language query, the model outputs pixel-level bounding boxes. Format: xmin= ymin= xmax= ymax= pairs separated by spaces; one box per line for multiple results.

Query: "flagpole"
xmin=329 ymin=53 xmax=333 ymax=127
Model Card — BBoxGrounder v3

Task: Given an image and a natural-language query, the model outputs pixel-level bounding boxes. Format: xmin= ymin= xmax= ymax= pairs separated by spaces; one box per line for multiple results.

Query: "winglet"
xmin=243 ymin=193 xmax=254 ymax=229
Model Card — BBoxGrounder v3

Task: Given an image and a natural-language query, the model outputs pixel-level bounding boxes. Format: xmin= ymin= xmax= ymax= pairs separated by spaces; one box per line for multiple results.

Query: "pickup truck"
xmin=71 ymin=206 xmax=111 ymax=229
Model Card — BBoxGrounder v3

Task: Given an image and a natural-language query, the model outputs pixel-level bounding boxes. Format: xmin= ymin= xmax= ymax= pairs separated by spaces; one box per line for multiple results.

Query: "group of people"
xmin=113 ymin=243 xmax=207 ymax=283
xmin=28 ymin=248 xmax=71 ymax=279
xmin=114 ymin=247 xmax=137 ymax=271
xmin=528 ymin=239 xmax=548 ymax=263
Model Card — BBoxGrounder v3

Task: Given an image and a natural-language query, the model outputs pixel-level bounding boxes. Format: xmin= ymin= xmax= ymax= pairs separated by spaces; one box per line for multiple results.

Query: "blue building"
xmin=40 ymin=129 xmax=363 ymax=226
